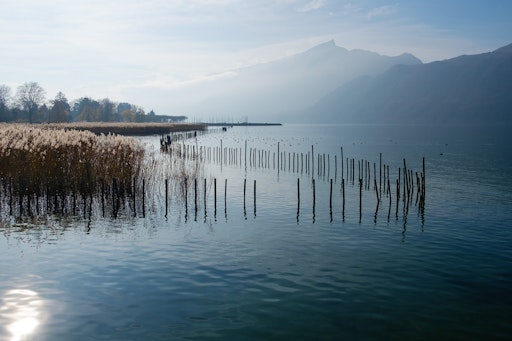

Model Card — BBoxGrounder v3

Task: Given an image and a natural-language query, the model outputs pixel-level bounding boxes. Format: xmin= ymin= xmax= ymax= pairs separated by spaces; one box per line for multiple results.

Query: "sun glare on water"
xmin=1 ymin=289 xmax=43 ymax=341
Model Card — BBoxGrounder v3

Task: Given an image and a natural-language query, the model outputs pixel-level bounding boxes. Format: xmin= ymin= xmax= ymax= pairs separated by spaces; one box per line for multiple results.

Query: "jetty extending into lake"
xmin=204 ymin=122 xmax=282 ymax=127
xmin=43 ymin=122 xmax=207 ymax=135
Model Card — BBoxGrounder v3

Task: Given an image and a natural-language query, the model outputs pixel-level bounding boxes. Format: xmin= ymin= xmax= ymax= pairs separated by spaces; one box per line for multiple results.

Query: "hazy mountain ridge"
xmin=188 ymin=40 xmax=422 ymax=121
xmin=299 ymin=43 xmax=512 ymax=125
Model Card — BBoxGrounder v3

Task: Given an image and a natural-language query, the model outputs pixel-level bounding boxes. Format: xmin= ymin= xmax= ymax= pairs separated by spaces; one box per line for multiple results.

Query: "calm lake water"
xmin=1 ymin=124 xmax=512 ymax=340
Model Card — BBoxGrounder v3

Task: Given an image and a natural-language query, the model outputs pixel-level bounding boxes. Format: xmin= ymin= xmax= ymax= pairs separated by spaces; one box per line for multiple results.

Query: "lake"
xmin=1 ymin=124 xmax=511 ymax=340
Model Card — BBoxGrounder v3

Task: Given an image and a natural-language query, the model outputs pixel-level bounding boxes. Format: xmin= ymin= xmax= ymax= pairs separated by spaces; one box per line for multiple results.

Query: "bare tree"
xmin=0 ymin=85 xmax=11 ymax=121
xmin=0 ymin=84 xmax=10 ymax=105
xmin=16 ymin=82 xmax=46 ymax=123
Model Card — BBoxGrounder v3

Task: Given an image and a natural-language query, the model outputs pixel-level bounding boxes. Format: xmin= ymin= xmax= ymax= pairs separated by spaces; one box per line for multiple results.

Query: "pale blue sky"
xmin=1 ymin=0 xmax=510 ymax=114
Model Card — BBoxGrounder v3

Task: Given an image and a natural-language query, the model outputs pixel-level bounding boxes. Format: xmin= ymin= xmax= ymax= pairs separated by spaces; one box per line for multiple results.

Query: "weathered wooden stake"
xmin=194 ymin=178 xmax=198 ymax=216
xmin=312 ymin=178 xmax=316 ymax=218
xmin=297 ymin=178 xmax=300 ymax=206
xmin=243 ymin=178 xmax=247 ymax=210
xmin=253 ymin=180 xmax=257 ymax=216
xmin=342 ymin=178 xmax=345 ymax=221
xmin=329 ymin=178 xmax=333 ymax=221
xmin=165 ymin=178 xmax=168 ymax=218
xmin=204 ymin=178 xmax=207 ymax=219
xmin=297 ymin=178 xmax=300 ymax=221
xmin=359 ymin=178 xmax=363 ymax=223
xmin=214 ymin=178 xmax=217 ymax=216
xmin=374 ymin=178 xmax=380 ymax=203
xmin=396 ymin=178 xmax=400 ymax=219
xmin=387 ymin=178 xmax=392 ymax=221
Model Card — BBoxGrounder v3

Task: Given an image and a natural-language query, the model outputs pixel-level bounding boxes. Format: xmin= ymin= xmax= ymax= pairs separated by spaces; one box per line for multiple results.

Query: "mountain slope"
xmin=186 ymin=40 xmax=421 ymax=121
xmin=302 ymin=43 xmax=512 ymax=125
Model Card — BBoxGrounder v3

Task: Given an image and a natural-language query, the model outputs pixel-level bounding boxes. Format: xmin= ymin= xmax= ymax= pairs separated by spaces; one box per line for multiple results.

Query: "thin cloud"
xmin=367 ymin=5 xmax=397 ymax=19
xmin=297 ymin=0 xmax=325 ymax=13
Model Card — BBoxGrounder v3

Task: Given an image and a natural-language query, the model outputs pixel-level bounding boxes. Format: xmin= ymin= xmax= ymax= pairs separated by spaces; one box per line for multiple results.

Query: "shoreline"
xmin=40 ymin=122 xmax=207 ymax=135
xmin=204 ymin=122 xmax=282 ymax=127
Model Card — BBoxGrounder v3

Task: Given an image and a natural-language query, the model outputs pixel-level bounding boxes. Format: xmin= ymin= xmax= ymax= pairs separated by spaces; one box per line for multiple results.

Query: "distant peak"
xmin=396 ymin=52 xmax=423 ymax=64
xmin=307 ymin=40 xmax=340 ymax=52
xmin=319 ymin=40 xmax=336 ymax=48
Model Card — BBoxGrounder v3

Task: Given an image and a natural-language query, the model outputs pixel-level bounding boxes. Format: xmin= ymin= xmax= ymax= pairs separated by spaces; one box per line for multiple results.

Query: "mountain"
xmin=165 ymin=41 xmax=421 ymax=121
xmin=300 ymin=43 xmax=512 ymax=125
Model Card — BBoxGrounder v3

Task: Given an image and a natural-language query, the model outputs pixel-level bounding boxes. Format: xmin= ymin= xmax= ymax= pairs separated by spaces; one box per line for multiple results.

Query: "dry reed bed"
xmin=0 ymin=123 xmax=206 ymax=218
xmin=0 ymin=124 xmax=145 ymax=201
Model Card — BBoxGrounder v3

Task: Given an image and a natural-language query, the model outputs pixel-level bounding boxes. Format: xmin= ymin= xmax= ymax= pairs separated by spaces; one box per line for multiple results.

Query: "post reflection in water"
xmin=0 ymin=289 xmax=45 ymax=341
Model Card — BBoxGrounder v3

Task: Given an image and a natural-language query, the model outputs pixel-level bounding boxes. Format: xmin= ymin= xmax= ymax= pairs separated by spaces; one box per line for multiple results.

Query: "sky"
xmin=1 ymin=0 xmax=511 ymax=117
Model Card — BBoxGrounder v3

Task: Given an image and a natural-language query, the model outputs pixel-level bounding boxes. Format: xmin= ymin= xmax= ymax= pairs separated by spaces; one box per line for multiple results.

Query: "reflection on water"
xmin=0 ymin=125 xmax=511 ymax=339
xmin=1 ymin=289 xmax=44 ymax=341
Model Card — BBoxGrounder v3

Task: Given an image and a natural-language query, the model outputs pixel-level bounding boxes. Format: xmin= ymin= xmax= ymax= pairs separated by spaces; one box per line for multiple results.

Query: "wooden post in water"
xmin=415 ymin=172 xmax=420 ymax=205
xmin=342 ymin=178 xmax=345 ymax=221
xmin=373 ymin=162 xmax=376 ymax=192
xmin=403 ymin=159 xmax=408 ymax=203
xmin=397 ymin=168 xmax=401 ymax=202
xmin=253 ymin=180 xmax=256 ymax=217
xmin=358 ymin=160 xmax=361 ymax=186
xmin=329 ymin=178 xmax=333 ymax=221
xmin=183 ymin=178 xmax=186 ymax=219
xmin=224 ymin=178 xmax=227 ymax=217
xmin=165 ymin=178 xmax=168 ymax=218
xmin=297 ymin=178 xmax=301 ymax=206
xmin=194 ymin=178 xmax=198 ymax=217
xmin=374 ymin=178 xmax=380 ymax=203
xmin=243 ymin=178 xmax=247 ymax=210
xmin=387 ymin=178 xmax=392 ymax=222
xmin=312 ymin=178 xmax=316 ymax=218
xmin=297 ymin=178 xmax=300 ymax=221
xmin=204 ymin=178 xmax=207 ymax=220
xmin=396 ymin=178 xmax=400 ymax=219
xmin=311 ymin=145 xmax=314 ymax=179
xmin=359 ymin=178 xmax=363 ymax=223
xmin=214 ymin=178 xmax=217 ymax=217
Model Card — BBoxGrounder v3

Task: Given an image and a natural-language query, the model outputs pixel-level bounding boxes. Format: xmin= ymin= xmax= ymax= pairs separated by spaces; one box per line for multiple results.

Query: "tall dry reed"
xmin=0 ymin=124 xmax=145 ymax=199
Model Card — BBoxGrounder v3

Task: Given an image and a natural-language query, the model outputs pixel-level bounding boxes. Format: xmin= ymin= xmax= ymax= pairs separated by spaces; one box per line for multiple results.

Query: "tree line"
xmin=0 ymin=82 xmax=186 ymax=123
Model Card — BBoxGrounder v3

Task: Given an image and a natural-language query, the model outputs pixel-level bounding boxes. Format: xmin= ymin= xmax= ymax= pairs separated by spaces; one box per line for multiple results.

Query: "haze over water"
xmin=1 ymin=124 xmax=511 ymax=340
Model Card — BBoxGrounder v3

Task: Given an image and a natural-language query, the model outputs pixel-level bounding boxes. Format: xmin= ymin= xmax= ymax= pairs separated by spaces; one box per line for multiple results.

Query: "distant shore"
xmin=204 ymin=122 xmax=282 ymax=127
xmin=40 ymin=122 xmax=207 ymax=135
